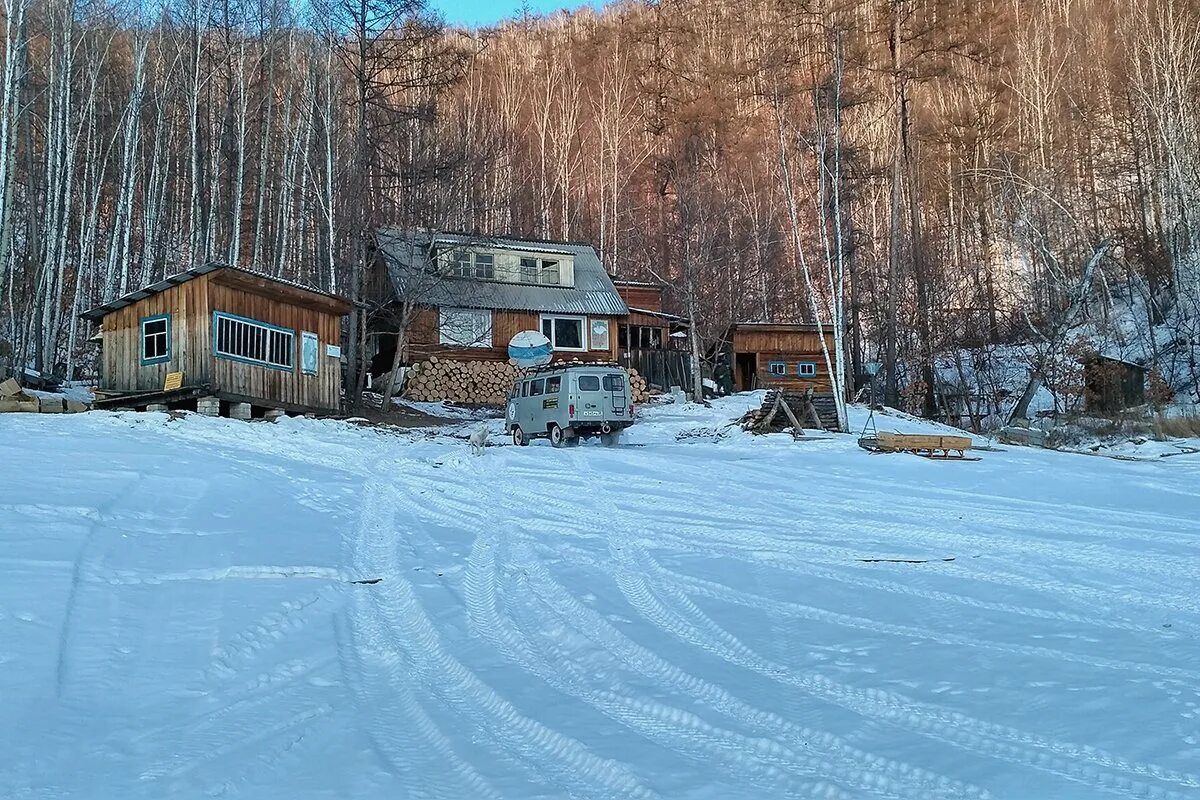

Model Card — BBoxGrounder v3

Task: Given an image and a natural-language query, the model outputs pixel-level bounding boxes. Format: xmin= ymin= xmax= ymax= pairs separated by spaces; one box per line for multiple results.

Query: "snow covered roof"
xmin=375 ymin=229 xmax=629 ymax=317
xmin=80 ymin=263 xmax=350 ymax=322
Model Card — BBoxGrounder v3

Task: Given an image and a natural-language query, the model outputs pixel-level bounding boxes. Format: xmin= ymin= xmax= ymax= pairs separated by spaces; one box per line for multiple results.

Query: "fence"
xmin=619 ymin=348 xmax=692 ymax=394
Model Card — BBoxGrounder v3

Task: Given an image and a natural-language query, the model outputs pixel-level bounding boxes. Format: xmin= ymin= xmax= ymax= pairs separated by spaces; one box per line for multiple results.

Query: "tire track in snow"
xmin=576 ymin=450 xmax=1200 ymax=799
xmin=435 ymin=456 xmax=993 ymax=800
xmin=345 ymin=466 xmax=658 ymax=800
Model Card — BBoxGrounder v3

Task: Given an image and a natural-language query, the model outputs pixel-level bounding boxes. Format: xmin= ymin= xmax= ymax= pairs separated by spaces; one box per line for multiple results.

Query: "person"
xmin=713 ymin=354 xmax=734 ymax=396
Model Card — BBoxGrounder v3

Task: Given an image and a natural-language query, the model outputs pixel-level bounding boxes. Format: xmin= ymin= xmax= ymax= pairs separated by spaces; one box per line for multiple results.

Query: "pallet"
xmin=858 ymin=432 xmax=976 ymax=460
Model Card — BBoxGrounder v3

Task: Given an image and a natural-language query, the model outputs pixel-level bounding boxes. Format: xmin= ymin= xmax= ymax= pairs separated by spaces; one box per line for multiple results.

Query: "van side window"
xmin=602 ymin=374 xmax=624 ymax=391
xmin=530 ymin=378 xmax=545 ymax=396
xmin=521 ymin=381 xmax=531 ymax=397
xmin=546 ymin=376 xmax=561 ymax=393
xmin=577 ymin=375 xmax=600 ymax=391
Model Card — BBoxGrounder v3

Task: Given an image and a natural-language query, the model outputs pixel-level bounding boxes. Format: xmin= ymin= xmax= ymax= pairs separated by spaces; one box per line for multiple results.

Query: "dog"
xmin=468 ymin=426 xmax=489 ymax=455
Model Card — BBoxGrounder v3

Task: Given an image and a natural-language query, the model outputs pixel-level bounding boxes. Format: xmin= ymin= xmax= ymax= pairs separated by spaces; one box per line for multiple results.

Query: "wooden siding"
xmin=100 ymin=274 xmax=213 ymax=394
xmin=99 ymin=271 xmax=345 ymax=413
xmin=614 ymin=283 xmax=664 ymax=313
xmin=729 ymin=325 xmax=837 ymax=393
xmin=406 ymin=307 xmax=620 ymax=363
xmin=207 ymin=282 xmax=343 ymax=411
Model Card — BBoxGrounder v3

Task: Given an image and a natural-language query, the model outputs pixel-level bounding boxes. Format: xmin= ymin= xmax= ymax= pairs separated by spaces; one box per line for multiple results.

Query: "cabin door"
xmin=301 ymin=332 xmax=319 ymax=375
xmin=735 ymin=353 xmax=757 ymax=391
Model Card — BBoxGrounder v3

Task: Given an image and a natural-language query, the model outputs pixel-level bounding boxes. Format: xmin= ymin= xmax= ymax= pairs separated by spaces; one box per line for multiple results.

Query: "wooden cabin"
xmin=721 ymin=322 xmax=842 ymax=430
xmin=723 ymin=322 xmax=838 ymax=393
xmin=370 ymin=231 xmax=630 ymax=370
xmin=81 ymin=264 xmax=352 ymax=416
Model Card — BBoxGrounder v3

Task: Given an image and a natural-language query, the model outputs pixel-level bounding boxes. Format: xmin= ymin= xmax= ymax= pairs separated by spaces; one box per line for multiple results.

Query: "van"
xmin=506 ymin=364 xmax=634 ymax=447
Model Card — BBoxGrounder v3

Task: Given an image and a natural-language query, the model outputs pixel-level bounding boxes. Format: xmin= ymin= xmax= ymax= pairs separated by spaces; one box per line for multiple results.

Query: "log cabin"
xmin=81 ymin=263 xmax=352 ymax=416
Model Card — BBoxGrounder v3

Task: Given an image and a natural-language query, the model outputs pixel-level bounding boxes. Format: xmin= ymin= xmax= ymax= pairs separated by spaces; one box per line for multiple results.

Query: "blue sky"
xmin=430 ymin=0 xmax=595 ymax=27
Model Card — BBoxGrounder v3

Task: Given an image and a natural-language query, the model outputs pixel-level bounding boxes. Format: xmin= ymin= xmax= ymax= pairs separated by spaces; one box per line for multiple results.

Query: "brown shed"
xmin=724 ymin=322 xmax=837 ymax=393
xmin=81 ymin=264 xmax=352 ymax=415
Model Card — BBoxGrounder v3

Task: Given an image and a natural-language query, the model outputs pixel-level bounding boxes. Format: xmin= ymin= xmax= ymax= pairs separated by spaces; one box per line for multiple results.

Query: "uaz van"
xmin=506 ymin=364 xmax=634 ymax=447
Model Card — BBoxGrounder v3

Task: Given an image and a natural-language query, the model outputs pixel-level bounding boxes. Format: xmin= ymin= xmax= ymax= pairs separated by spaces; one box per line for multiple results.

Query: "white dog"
xmin=468 ymin=426 xmax=488 ymax=455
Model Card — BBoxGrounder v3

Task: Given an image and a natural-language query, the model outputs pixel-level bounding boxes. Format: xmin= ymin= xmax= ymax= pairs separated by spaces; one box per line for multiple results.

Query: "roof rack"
xmin=521 ymin=360 xmax=624 ymax=375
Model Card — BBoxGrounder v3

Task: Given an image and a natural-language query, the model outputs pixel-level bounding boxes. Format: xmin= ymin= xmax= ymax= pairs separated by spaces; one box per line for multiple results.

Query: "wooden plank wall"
xmin=207 ymin=283 xmax=343 ymax=411
xmin=406 ymin=308 xmax=620 ymax=363
xmin=733 ymin=327 xmax=837 ymax=393
xmin=100 ymin=275 xmax=213 ymax=393
xmin=614 ymin=284 xmax=664 ymax=312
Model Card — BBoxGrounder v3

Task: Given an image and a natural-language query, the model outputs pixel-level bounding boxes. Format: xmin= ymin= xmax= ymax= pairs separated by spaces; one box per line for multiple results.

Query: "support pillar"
xmin=146 ymin=403 xmax=168 ymax=413
xmin=264 ymin=408 xmax=285 ymax=422
xmin=197 ymin=397 xmax=220 ymax=417
xmin=229 ymin=402 xmax=252 ymax=421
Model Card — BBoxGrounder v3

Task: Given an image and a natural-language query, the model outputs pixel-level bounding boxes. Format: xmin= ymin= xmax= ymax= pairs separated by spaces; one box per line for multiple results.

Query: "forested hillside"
xmin=0 ymin=0 xmax=1197 ymax=415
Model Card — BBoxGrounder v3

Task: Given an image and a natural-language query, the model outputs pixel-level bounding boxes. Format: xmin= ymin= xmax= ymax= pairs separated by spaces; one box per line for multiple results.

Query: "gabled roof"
xmin=375 ymin=229 xmax=629 ymax=317
xmin=80 ymin=263 xmax=350 ymax=321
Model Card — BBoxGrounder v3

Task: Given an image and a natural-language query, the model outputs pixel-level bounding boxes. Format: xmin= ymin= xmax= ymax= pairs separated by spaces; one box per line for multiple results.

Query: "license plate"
xmin=581 ymin=410 xmax=600 ymax=417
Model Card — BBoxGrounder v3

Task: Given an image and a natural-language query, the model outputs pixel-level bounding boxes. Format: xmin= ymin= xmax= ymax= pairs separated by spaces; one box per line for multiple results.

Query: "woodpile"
xmin=741 ymin=389 xmax=839 ymax=433
xmin=0 ymin=377 xmax=88 ymax=413
xmin=400 ymin=357 xmax=651 ymax=406
xmin=403 ymin=358 xmax=523 ymax=405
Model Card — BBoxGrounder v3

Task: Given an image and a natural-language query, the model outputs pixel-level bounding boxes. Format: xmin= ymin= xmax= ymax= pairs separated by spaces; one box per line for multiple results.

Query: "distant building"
xmin=1084 ymin=354 xmax=1147 ymax=414
xmin=81 ymin=263 xmax=351 ymax=416
xmin=720 ymin=322 xmax=841 ymax=429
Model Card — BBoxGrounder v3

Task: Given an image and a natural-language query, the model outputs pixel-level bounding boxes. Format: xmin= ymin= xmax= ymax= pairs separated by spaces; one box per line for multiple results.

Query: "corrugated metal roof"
xmin=80 ymin=263 xmax=349 ymax=322
xmin=376 ymin=229 xmax=629 ymax=317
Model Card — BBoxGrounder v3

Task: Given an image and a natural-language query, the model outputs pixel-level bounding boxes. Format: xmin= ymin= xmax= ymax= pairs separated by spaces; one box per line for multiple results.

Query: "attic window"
xmin=447 ymin=250 xmax=494 ymax=280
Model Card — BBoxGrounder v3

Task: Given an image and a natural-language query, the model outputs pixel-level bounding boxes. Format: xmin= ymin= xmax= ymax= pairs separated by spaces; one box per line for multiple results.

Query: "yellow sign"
xmin=164 ymin=371 xmax=184 ymax=391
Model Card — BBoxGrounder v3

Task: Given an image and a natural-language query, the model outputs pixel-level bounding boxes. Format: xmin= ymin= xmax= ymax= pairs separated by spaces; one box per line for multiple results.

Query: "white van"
xmin=506 ymin=364 xmax=634 ymax=447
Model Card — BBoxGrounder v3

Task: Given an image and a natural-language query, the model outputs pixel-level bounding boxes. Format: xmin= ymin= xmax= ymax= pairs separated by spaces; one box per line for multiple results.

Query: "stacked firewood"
xmin=400 ymin=357 xmax=651 ymax=406
xmin=403 ymin=357 xmax=522 ymax=405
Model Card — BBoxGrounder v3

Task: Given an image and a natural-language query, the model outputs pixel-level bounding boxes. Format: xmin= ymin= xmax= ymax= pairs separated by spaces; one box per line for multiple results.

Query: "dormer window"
xmin=447 ymin=250 xmax=493 ymax=280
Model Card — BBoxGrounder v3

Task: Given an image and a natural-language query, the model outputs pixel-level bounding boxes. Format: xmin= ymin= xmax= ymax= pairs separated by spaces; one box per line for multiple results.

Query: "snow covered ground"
xmin=2 ymin=397 xmax=1199 ymax=799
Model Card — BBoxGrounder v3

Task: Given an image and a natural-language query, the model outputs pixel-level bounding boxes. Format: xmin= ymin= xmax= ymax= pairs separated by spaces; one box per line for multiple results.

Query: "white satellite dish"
xmin=508 ymin=330 xmax=553 ymax=368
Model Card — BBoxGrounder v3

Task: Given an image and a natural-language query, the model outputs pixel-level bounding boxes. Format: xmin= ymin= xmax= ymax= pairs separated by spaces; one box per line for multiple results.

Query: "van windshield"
xmin=577 ymin=375 xmax=600 ymax=391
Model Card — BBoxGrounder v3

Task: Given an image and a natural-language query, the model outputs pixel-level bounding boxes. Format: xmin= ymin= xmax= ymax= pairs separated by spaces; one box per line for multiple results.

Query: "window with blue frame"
xmin=797 ymin=361 xmax=817 ymax=377
xmin=767 ymin=361 xmax=786 ymax=377
xmin=140 ymin=314 xmax=171 ymax=365
xmin=213 ymin=311 xmax=295 ymax=370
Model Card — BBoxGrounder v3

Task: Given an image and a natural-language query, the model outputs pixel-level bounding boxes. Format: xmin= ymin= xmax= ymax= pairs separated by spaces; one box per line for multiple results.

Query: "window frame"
xmin=438 ymin=307 xmax=493 ymax=348
xmin=540 ymin=313 xmax=588 ymax=352
xmin=767 ymin=361 xmax=787 ymax=377
xmin=577 ymin=375 xmax=601 ymax=392
xmin=797 ymin=361 xmax=817 ymax=378
xmin=529 ymin=378 xmax=545 ymax=396
xmin=212 ymin=311 xmax=296 ymax=372
xmin=139 ymin=313 xmax=171 ymax=366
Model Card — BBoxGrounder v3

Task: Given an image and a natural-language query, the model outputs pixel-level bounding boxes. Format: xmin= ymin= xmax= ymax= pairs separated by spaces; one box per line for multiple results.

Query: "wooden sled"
xmin=858 ymin=431 xmax=977 ymax=460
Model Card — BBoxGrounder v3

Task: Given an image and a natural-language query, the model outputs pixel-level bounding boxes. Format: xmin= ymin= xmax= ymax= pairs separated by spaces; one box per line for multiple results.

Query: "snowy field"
xmin=2 ymin=396 xmax=1199 ymax=799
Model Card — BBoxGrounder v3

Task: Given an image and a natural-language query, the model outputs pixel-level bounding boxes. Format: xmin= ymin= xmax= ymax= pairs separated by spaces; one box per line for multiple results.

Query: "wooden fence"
xmin=619 ymin=348 xmax=692 ymax=394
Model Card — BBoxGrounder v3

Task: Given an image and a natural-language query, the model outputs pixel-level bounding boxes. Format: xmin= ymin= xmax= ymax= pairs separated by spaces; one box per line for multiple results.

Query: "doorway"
xmin=735 ymin=353 xmax=757 ymax=391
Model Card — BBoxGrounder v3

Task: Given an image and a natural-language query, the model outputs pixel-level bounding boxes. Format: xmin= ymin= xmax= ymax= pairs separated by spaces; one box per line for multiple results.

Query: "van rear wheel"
xmin=548 ymin=423 xmax=566 ymax=448
xmin=512 ymin=426 xmax=529 ymax=447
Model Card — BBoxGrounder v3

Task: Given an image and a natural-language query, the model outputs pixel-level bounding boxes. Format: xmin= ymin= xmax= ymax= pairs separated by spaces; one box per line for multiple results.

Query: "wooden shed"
xmin=723 ymin=323 xmax=837 ymax=393
xmin=81 ymin=264 xmax=352 ymax=416
xmin=1083 ymin=354 xmax=1147 ymax=414
xmin=721 ymin=322 xmax=842 ymax=430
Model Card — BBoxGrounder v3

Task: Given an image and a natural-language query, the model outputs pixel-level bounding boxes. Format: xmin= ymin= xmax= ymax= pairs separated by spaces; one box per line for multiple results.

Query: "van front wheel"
xmin=512 ymin=426 xmax=529 ymax=447
xmin=548 ymin=423 xmax=566 ymax=448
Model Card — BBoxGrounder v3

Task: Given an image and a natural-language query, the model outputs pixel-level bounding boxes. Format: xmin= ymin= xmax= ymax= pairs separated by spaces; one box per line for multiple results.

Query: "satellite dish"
xmin=508 ymin=330 xmax=552 ymax=368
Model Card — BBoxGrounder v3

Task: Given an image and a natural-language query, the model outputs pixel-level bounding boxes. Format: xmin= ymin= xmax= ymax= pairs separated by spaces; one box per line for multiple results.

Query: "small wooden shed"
xmin=81 ymin=264 xmax=352 ymax=416
xmin=1083 ymin=354 xmax=1147 ymax=414
xmin=722 ymin=323 xmax=837 ymax=393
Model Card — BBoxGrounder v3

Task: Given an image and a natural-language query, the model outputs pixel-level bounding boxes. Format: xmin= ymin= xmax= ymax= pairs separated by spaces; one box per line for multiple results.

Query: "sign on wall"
xmin=590 ymin=319 xmax=610 ymax=351
xmin=301 ymin=332 xmax=319 ymax=375
xmin=325 ymin=344 xmax=341 ymax=358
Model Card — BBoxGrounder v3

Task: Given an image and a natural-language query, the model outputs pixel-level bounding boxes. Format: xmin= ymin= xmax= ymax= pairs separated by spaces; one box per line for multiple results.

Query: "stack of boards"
xmin=0 ymin=378 xmax=88 ymax=414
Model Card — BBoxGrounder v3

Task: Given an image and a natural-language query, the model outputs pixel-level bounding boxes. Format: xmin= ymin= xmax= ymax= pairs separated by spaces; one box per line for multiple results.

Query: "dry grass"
xmin=1156 ymin=410 xmax=1200 ymax=439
